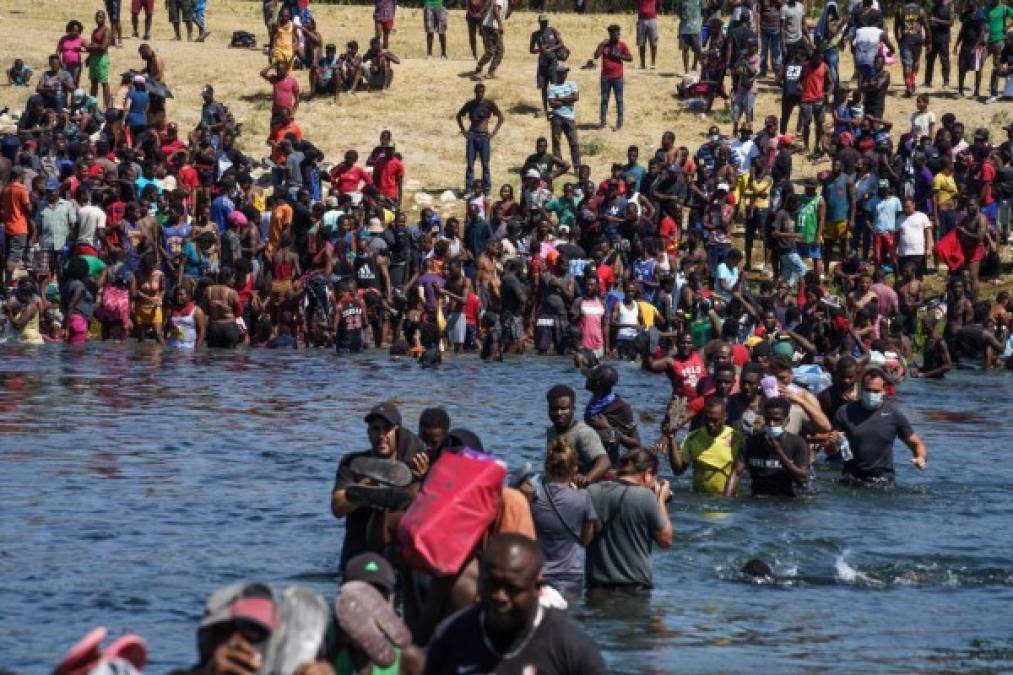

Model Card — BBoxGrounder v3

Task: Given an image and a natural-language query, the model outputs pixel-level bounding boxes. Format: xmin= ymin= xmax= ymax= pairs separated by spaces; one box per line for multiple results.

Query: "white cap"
xmin=716 ymin=182 xmax=731 ymax=192
xmin=525 ymin=168 xmax=541 ymax=179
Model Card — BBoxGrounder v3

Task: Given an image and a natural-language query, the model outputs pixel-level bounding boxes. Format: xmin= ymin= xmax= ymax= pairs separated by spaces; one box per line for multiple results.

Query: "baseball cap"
xmin=364 ymin=401 xmax=402 ymax=427
xmin=343 ymin=553 xmax=396 ymax=595
xmin=537 ymin=13 xmax=548 ymax=21
xmin=227 ymin=210 xmax=248 ymax=227
xmin=558 ymin=223 xmax=571 ymax=234
xmin=556 ymin=63 xmax=570 ymax=72
xmin=839 ymin=131 xmax=854 ymax=146
xmin=878 ymin=178 xmax=890 ymax=188
xmin=779 ymin=135 xmax=793 ymax=146
xmin=231 ymin=596 xmax=278 ymax=633
xmin=716 ymin=182 xmax=731 ymax=192
xmin=73 ymin=88 xmax=85 ymax=101
xmin=198 ymin=582 xmax=276 ymax=630
xmin=525 ymin=168 xmax=541 ymax=179
xmin=367 ymin=217 xmax=384 ymax=234
xmin=447 ymin=427 xmax=485 ymax=452
xmin=132 ymin=74 xmax=146 ymax=84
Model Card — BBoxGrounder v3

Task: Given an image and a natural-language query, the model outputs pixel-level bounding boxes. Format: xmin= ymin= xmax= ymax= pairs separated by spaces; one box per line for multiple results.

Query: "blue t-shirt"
xmin=547 ymin=81 xmax=578 ymax=120
xmin=715 ymin=262 xmax=740 ymax=298
xmin=868 ymin=195 xmax=902 ymax=234
xmin=622 ymin=163 xmax=647 ymax=193
xmin=126 ymin=90 xmax=150 ymax=127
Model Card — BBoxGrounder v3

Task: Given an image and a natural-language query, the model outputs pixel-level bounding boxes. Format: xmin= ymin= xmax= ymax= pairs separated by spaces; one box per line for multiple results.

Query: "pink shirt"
xmin=578 ymin=298 xmax=606 ymax=351
xmin=272 ymin=76 xmax=300 ymax=113
xmin=59 ymin=35 xmax=84 ymax=66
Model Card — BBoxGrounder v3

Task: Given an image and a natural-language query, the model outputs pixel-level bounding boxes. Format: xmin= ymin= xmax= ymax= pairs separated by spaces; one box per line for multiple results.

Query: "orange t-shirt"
xmin=1 ymin=181 xmax=31 ymax=236
xmin=268 ymin=202 xmax=293 ymax=253
xmin=269 ymin=121 xmax=303 ymax=165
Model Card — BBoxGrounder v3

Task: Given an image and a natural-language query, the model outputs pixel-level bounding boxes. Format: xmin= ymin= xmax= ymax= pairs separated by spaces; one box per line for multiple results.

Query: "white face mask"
xmin=861 ymin=391 xmax=884 ymax=410
xmin=764 ymin=425 xmax=785 ymax=438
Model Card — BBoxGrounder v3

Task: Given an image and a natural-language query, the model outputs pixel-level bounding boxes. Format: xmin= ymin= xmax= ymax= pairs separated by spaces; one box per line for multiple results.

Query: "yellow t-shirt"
xmin=682 ymin=426 xmax=743 ymax=494
xmin=742 ymin=174 xmax=772 ymax=210
xmin=932 ymin=173 xmax=958 ymax=208
xmin=638 ymin=301 xmax=659 ymax=329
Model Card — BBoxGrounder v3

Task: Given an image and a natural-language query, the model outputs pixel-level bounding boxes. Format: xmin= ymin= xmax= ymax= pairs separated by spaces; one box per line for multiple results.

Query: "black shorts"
xmin=207 ymin=320 xmax=241 ymax=348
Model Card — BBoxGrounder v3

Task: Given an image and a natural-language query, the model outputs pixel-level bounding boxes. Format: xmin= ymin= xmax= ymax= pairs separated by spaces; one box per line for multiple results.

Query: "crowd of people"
xmin=3 ymin=0 xmax=1013 ymax=671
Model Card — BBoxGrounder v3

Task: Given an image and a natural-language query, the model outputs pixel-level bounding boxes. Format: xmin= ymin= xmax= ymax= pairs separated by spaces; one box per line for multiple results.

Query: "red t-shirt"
xmin=979 ymin=161 xmax=996 ymax=205
xmin=658 ymin=215 xmax=678 ymax=249
xmin=105 ymin=200 xmax=126 ymax=226
xmin=269 ymin=121 xmax=303 ymax=164
xmin=638 ymin=0 xmax=658 ymax=19
xmin=801 ymin=62 xmax=827 ymax=103
xmin=666 ymin=351 xmax=706 ymax=400
xmin=375 ymin=156 xmax=404 ymax=199
xmin=177 ymin=164 xmax=199 ymax=192
xmin=600 ymin=41 xmax=630 ymax=80
xmin=596 ymin=264 xmax=615 ymax=292
xmin=464 ymin=293 xmax=482 ymax=326
xmin=330 ymin=165 xmax=373 ymax=194
xmin=272 ymin=76 xmax=300 ymax=113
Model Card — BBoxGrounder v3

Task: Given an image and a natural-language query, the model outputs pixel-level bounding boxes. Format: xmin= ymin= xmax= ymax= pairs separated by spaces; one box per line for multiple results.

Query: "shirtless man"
xmin=912 ymin=313 xmax=952 ymax=378
xmin=944 ymin=276 xmax=974 ymax=346
xmin=204 ymin=267 xmax=243 ymax=348
xmin=895 ymin=262 xmax=923 ymax=334
xmin=439 ymin=259 xmax=474 ymax=353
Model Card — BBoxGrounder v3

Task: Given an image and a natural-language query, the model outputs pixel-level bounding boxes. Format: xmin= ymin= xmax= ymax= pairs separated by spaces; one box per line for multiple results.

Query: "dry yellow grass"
xmin=1 ymin=0 xmax=1011 ymax=221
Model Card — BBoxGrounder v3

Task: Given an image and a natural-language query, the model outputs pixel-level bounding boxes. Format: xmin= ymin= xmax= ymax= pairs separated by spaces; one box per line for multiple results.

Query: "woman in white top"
xmin=167 ymin=284 xmax=206 ymax=349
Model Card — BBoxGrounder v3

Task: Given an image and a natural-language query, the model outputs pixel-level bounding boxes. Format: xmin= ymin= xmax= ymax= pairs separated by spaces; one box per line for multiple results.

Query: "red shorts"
xmin=132 ymin=0 xmax=154 ymax=14
xmin=377 ymin=18 xmax=394 ymax=32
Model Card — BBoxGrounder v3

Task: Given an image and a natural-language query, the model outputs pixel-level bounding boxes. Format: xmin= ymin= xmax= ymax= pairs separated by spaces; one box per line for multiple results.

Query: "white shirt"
xmin=482 ymin=0 xmax=504 ymax=28
xmin=854 ymin=27 xmax=883 ymax=67
xmin=76 ymin=204 xmax=107 ymax=247
xmin=910 ymin=111 xmax=935 ymax=139
xmin=730 ymin=139 xmax=760 ymax=176
xmin=897 ymin=211 xmax=932 ymax=256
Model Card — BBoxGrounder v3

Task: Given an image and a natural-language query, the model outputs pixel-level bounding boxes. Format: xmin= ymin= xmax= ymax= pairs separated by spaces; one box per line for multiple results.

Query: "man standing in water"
xmin=546 ymin=384 xmax=611 ymax=487
xmin=830 ymin=367 xmax=928 ymax=485
xmin=586 ymin=450 xmax=672 ymax=591
xmin=330 ymin=402 xmax=426 ymax=570
xmin=423 ymin=534 xmax=607 ymax=674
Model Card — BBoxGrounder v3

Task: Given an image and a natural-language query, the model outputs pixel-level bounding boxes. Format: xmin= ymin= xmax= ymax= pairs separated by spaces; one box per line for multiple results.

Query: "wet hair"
xmin=769 ymin=355 xmax=793 ymax=373
xmin=703 ymin=395 xmax=726 ymax=411
xmin=764 ymin=396 xmax=791 ymax=417
xmin=544 ymin=437 xmax=578 ymax=482
xmin=545 ymin=384 xmax=576 ymax=404
xmin=617 ymin=449 xmax=659 ymax=476
xmin=419 ymin=407 xmax=451 ymax=433
xmin=742 ymin=558 xmax=774 ymax=580
xmin=66 ymin=256 xmax=90 ymax=281
xmin=714 ymin=362 xmax=737 ymax=379
xmin=862 ymin=367 xmax=888 ymax=385
xmin=483 ymin=533 xmax=544 ymax=575
xmin=835 ymin=355 xmax=858 ymax=374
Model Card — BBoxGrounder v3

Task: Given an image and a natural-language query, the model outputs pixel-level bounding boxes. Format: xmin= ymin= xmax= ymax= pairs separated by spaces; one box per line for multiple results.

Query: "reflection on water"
xmin=2 ymin=344 xmax=1013 ymax=671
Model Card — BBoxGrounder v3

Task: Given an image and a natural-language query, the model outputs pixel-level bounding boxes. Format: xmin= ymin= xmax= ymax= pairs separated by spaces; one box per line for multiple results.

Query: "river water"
xmin=2 ymin=344 xmax=1012 ymax=673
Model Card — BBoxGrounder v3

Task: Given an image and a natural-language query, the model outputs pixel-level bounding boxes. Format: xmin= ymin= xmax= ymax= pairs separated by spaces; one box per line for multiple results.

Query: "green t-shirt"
xmin=546 ymin=196 xmax=577 ymax=226
xmin=796 ymin=195 xmax=822 ymax=244
xmin=424 ymin=0 xmax=444 ymax=9
xmin=986 ymin=3 xmax=1012 ymax=43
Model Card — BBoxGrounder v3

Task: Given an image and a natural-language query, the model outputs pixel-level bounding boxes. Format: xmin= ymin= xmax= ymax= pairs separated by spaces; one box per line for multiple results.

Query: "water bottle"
xmin=837 ymin=435 xmax=853 ymax=462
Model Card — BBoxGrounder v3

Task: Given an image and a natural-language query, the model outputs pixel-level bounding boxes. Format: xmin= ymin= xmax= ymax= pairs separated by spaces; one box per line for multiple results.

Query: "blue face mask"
xmin=862 ymin=391 xmax=884 ymax=410
xmin=764 ymin=425 xmax=785 ymax=438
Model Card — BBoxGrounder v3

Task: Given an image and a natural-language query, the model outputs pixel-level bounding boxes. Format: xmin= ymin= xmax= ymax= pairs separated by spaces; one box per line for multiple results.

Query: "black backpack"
xmin=230 ymin=31 xmax=257 ymax=49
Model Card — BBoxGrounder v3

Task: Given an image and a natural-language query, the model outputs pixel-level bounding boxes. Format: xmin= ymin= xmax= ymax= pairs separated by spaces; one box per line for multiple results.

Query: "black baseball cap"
xmin=343 ymin=553 xmax=396 ymax=594
xmin=364 ymin=401 xmax=402 ymax=427
xmin=447 ymin=428 xmax=485 ymax=453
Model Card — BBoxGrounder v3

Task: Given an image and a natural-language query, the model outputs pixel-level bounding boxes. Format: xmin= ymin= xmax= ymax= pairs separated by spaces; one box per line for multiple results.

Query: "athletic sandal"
xmin=348 ymin=456 xmax=413 ymax=487
xmin=345 ymin=484 xmax=414 ymax=512
xmin=336 ymin=581 xmax=413 ymax=668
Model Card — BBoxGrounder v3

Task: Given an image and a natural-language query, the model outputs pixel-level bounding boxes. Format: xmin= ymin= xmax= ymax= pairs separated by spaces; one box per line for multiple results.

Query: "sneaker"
xmin=985 ymin=95 xmax=1000 ymax=104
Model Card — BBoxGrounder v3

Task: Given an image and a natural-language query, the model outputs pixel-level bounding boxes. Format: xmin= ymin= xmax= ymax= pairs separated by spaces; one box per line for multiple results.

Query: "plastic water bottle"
xmin=837 ymin=435 xmax=853 ymax=462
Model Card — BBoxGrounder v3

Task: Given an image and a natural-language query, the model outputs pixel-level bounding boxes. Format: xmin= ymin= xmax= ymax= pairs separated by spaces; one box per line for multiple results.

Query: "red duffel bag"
xmin=397 ymin=451 xmax=506 ymax=576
